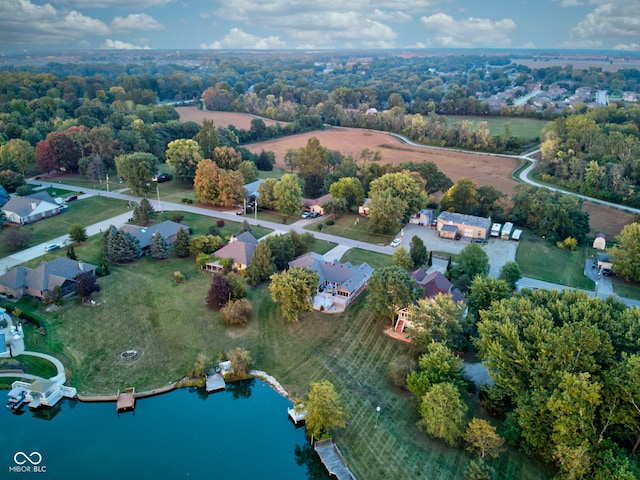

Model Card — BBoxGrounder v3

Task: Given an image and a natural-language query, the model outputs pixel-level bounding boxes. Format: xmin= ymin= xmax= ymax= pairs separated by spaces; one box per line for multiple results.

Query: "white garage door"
xmin=463 ymin=228 xmax=473 ymax=237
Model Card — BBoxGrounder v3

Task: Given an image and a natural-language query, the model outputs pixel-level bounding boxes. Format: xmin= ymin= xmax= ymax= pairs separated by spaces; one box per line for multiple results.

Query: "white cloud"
xmin=0 ymin=0 xmax=110 ymax=46
xmin=57 ymin=0 xmax=174 ymax=7
xmin=111 ymin=13 xmax=164 ymax=32
xmin=613 ymin=42 xmax=640 ymax=50
xmin=560 ymin=39 xmax=603 ymax=48
xmin=201 ymin=28 xmax=287 ymax=49
xmin=420 ymin=13 xmax=516 ymax=47
xmin=370 ymin=9 xmax=412 ymax=23
xmin=570 ymin=1 xmax=640 ymax=39
xmin=522 ymin=41 xmax=537 ymax=49
xmin=103 ymin=39 xmax=151 ymax=49
xmin=558 ymin=0 xmax=584 ymax=6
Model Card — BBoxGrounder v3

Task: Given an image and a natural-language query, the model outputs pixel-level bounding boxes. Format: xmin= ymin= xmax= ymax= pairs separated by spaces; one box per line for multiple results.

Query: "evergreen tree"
xmin=247 ymin=242 xmax=275 ymax=284
xmin=410 ymin=235 xmax=428 ymax=268
xmin=133 ymin=197 xmax=155 ymax=225
xmin=173 ymin=227 xmax=190 ymax=258
xmin=428 ymin=251 xmax=433 ymax=267
xmin=104 ymin=227 xmax=141 ymax=263
xmin=150 ymin=231 xmax=170 ymax=259
xmin=66 ymin=244 xmax=77 ymax=260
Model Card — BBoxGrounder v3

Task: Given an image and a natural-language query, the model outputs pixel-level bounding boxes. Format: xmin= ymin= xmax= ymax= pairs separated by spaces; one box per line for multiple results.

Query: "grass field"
xmin=516 ymin=234 xmax=594 ymax=289
xmin=308 ymin=213 xmax=398 ymax=245
xmin=340 ymin=248 xmax=392 ymax=270
xmin=0 ymin=196 xmax=130 ymax=258
xmin=12 ymin=247 xmax=551 ymax=479
xmin=445 ymin=116 xmax=548 ymax=140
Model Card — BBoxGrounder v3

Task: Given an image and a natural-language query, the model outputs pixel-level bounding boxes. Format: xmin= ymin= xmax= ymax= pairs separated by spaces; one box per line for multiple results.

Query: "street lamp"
xmin=375 ymin=406 xmax=381 ymax=428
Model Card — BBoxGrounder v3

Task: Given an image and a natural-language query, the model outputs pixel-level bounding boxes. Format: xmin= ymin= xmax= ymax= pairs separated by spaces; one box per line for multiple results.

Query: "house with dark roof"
xmin=2 ymin=192 xmax=60 ymax=225
xmin=0 ymin=185 xmax=9 ymax=207
xmin=204 ymin=231 xmax=258 ymax=272
xmin=288 ymin=252 xmax=373 ymax=312
xmin=393 ymin=269 xmax=466 ymax=339
xmin=436 ymin=211 xmax=491 ymax=240
xmin=120 ymin=220 xmax=188 ymax=251
xmin=0 ymin=257 xmax=97 ymax=301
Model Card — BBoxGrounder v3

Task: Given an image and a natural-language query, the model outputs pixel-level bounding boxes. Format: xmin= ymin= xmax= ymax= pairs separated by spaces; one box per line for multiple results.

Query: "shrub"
xmin=172 ymin=214 xmax=184 ymax=223
xmin=326 ymin=220 xmax=335 ymax=226
xmin=172 ymin=271 xmax=185 ymax=283
xmin=216 ymin=219 xmax=225 ymax=228
xmin=220 ymin=298 xmax=253 ymax=326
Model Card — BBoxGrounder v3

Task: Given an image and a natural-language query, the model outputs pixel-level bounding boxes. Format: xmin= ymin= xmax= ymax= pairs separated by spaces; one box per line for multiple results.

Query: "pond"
xmin=1 ymin=379 xmax=329 ymax=480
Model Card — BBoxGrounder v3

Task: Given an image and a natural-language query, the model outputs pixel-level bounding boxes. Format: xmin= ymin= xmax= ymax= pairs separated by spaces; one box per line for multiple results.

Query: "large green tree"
xmin=115 ymin=152 xmax=157 ymax=196
xmin=368 ymin=172 xmax=428 ymax=226
xmin=457 ymin=243 xmax=490 ymax=279
xmin=165 ymin=138 xmax=203 ymax=184
xmin=610 ymin=223 xmax=640 ymax=281
xmin=269 ymin=266 xmax=319 ymax=322
xmin=418 ymin=382 xmax=468 ymax=446
xmin=273 ymin=174 xmax=303 ymax=217
xmin=288 ymin=137 xmax=329 ymax=198
xmin=247 ymin=242 xmax=275 ymax=284
xmin=304 ymin=380 xmax=348 ymax=440
xmin=367 ymin=266 xmax=418 ymax=323
xmin=194 ymin=118 xmax=220 ymax=160
xmin=409 ymin=235 xmax=428 ymax=267
xmin=407 ymin=294 xmax=467 ymax=352
xmin=441 ymin=178 xmax=480 ymax=215
xmin=329 ymin=177 xmax=365 ymax=211
xmin=0 ymin=139 xmax=34 ymax=176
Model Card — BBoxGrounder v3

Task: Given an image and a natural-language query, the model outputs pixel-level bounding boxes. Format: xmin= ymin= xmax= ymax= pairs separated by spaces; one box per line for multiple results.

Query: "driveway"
xmin=400 ymin=224 xmax=518 ymax=278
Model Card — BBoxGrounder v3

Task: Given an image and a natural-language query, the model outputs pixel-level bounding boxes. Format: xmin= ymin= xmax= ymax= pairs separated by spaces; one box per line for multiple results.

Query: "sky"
xmin=0 ymin=0 xmax=639 ymax=53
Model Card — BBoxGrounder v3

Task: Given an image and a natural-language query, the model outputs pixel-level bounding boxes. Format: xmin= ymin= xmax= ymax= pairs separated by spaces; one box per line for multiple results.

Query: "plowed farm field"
xmin=177 ymin=107 xmax=633 ymax=236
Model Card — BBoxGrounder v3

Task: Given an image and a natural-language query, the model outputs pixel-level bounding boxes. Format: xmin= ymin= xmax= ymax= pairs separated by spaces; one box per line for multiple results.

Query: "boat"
xmin=6 ymin=386 xmax=27 ymax=410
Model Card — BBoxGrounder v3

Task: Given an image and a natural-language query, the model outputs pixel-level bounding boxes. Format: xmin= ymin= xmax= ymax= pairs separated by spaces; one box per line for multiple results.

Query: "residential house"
xmin=409 ymin=209 xmax=433 ymax=226
xmin=302 ymin=194 xmax=332 ymax=215
xmin=393 ymin=269 xmax=466 ymax=338
xmin=288 ymin=252 xmax=373 ymax=312
xmin=244 ymin=179 xmax=264 ymax=199
xmin=2 ymin=192 xmax=60 ymax=225
xmin=120 ymin=220 xmax=188 ymax=251
xmin=593 ymin=233 xmax=606 ymax=250
xmin=436 ymin=212 xmax=491 ymax=240
xmin=204 ymin=231 xmax=258 ymax=272
xmin=0 ymin=257 xmax=97 ymax=301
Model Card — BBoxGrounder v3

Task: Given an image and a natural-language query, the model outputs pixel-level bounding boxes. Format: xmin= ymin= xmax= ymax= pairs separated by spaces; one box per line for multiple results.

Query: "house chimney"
xmin=30 ymin=202 xmax=37 ymax=210
xmin=78 ymin=261 xmax=84 ymax=271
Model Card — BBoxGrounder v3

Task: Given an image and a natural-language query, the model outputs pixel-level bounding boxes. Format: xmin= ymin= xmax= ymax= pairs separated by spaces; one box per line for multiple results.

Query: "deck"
xmin=205 ymin=373 xmax=226 ymax=393
xmin=287 ymin=404 xmax=307 ymax=425
xmin=315 ymin=439 xmax=356 ymax=480
xmin=116 ymin=388 xmax=136 ymax=412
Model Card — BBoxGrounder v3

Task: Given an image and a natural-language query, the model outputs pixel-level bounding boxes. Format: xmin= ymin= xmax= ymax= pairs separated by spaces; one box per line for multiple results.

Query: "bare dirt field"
xmin=177 ymin=107 xmax=633 ymax=236
xmin=249 ymin=129 xmax=522 ymax=195
xmin=176 ymin=106 xmax=281 ymax=130
xmin=583 ymin=201 xmax=635 ymax=238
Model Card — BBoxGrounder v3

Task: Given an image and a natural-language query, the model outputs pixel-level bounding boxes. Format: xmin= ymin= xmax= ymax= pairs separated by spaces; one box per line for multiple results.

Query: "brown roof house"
xmin=2 ymin=192 xmax=60 ymax=225
xmin=0 ymin=257 xmax=97 ymax=301
xmin=120 ymin=220 xmax=188 ymax=251
xmin=302 ymin=194 xmax=332 ymax=215
xmin=391 ymin=268 xmax=466 ymax=342
xmin=288 ymin=252 xmax=373 ymax=312
xmin=204 ymin=231 xmax=258 ymax=272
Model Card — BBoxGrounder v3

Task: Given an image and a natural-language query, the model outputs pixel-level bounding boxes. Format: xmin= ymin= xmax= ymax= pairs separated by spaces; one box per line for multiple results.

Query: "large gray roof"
xmin=437 ymin=211 xmax=491 ymax=230
xmin=0 ymin=257 xmax=97 ymax=293
xmin=288 ymin=252 xmax=373 ymax=294
xmin=120 ymin=220 xmax=186 ymax=248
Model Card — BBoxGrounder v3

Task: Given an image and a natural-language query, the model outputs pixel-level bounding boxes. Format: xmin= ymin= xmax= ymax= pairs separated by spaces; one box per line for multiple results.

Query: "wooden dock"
xmin=116 ymin=387 xmax=136 ymax=412
xmin=315 ymin=439 xmax=356 ymax=480
xmin=205 ymin=373 xmax=226 ymax=393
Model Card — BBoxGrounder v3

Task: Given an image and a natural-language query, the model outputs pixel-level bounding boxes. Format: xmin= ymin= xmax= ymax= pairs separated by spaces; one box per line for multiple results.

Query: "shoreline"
xmin=73 ymin=371 xmax=293 ymax=405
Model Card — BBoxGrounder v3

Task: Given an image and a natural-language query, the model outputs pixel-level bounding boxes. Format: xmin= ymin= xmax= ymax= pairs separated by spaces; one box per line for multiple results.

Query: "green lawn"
xmin=340 ymin=248 xmax=392 ymax=270
xmin=611 ymin=276 xmax=640 ymax=300
xmin=445 ymin=115 xmax=548 ymax=140
xmin=0 ymin=196 xmax=130 ymax=258
xmin=307 ymin=238 xmax=337 ymax=255
xmin=254 ymin=209 xmax=298 ymax=225
xmin=8 ymin=254 xmax=551 ymax=479
xmin=155 ymin=210 xmax=272 ymax=240
xmin=516 ymin=234 xmax=594 ymax=289
xmin=307 ymin=213 xmax=398 ymax=245
xmin=258 ymin=168 xmax=287 ymax=180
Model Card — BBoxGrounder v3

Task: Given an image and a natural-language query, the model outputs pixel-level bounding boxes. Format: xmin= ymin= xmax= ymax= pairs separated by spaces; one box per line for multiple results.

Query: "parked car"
xmin=391 ymin=238 xmax=401 ymax=247
xmin=64 ymin=195 xmax=78 ymax=202
xmin=310 ymin=212 xmax=320 ymax=218
xmin=471 ymin=238 xmax=486 ymax=243
xmin=44 ymin=244 xmax=61 ymax=252
xmin=153 ymin=172 xmax=173 ymax=183
xmin=301 ymin=212 xmax=312 ymax=219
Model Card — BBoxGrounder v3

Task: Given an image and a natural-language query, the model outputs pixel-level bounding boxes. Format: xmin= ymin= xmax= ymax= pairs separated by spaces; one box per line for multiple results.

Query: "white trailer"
xmin=501 ymin=222 xmax=513 ymax=240
xmin=491 ymin=223 xmax=502 ymax=237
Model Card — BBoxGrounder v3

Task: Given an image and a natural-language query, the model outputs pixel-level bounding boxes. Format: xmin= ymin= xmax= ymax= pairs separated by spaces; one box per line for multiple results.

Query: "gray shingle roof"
xmin=0 ymin=257 xmax=97 ymax=293
xmin=120 ymin=220 xmax=186 ymax=249
xmin=288 ymin=252 xmax=373 ymax=294
xmin=437 ymin=211 xmax=491 ymax=230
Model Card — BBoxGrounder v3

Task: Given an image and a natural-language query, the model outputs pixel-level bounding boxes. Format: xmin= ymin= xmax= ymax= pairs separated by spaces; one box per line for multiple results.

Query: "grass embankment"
xmin=516 ymin=234 xmax=594 ymax=289
xmin=0 ymin=196 xmax=130 ymax=258
xmin=308 ymin=213 xmax=397 ymax=245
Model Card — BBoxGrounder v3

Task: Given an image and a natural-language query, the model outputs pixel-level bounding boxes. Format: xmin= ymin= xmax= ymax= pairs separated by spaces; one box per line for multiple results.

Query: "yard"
xmin=0 ymin=196 xmax=130 ymax=258
xmin=445 ymin=115 xmax=547 ymax=141
xmin=12 ymin=249 xmax=551 ymax=480
xmin=307 ymin=213 xmax=398 ymax=245
xmin=515 ymin=234 xmax=594 ymax=289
